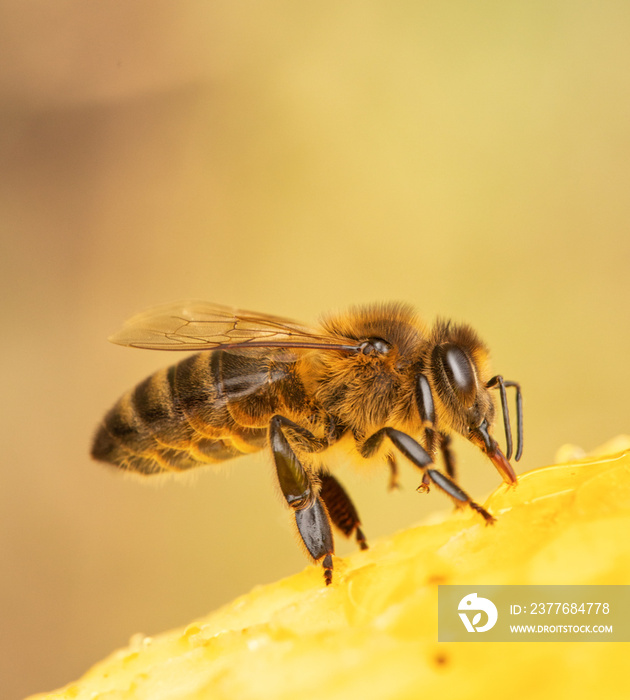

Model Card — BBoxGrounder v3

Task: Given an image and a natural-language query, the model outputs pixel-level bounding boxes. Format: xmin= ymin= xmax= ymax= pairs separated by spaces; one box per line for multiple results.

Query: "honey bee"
xmin=92 ymin=301 xmax=522 ymax=585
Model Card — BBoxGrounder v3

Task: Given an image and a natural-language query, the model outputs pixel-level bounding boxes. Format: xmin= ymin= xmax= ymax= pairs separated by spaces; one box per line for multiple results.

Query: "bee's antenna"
xmin=504 ymin=380 xmax=523 ymax=461
xmin=486 ymin=375 xmax=523 ymax=462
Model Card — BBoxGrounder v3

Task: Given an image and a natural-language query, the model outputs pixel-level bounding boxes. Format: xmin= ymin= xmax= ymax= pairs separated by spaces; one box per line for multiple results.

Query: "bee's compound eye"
xmin=358 ymin=338 xmax=391 ymax=355
xmin=434 ymin=343 xmax=477 ymax=405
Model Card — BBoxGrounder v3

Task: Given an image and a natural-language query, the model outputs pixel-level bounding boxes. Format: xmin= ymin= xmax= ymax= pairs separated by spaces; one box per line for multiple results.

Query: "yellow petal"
xmin=30 ymin=437 xmax=630 ymax=700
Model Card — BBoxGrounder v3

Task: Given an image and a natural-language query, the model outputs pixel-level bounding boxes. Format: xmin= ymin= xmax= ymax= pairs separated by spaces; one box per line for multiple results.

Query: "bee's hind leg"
xmin=294 ymin=499 xmax=334 ymax=585
xmin=317 ymin=471 xmax=368 ymax=551
xmin=269 ymin=415 xmax=335 ymax=585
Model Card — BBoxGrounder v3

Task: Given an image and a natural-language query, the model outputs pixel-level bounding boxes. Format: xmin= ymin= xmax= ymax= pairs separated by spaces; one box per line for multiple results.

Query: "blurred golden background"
xmin=1 ymin=2 xmax=629 ymax=698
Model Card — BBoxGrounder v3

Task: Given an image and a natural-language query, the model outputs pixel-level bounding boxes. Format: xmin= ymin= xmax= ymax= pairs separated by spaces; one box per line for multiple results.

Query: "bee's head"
xmin=426 ymin=322 xmax=518 ymax=484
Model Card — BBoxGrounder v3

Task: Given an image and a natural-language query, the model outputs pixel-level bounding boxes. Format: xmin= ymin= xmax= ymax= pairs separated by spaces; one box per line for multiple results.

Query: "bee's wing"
xmin=108 ymin=300 xmax=359 ymax=351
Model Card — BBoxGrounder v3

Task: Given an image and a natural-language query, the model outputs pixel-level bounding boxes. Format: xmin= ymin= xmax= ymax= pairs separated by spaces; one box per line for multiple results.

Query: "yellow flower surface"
xmin=31 ymin=437 xmax=630 ymax=700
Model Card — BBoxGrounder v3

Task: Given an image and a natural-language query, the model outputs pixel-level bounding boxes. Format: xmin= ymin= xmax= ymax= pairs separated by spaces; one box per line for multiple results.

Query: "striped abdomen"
xmin=91 ymin=349 xmax=310 ymax=475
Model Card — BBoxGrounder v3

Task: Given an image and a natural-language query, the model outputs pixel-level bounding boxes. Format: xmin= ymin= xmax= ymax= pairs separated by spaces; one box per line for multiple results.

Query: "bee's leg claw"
xmin=355 ymin=527 xmax=368 ymax=551
xmin=427 ymin=468 xmax=495 ymax=523
xmin=322 ymin=554 xmax=333 ymax=585
xmin=416 ymin=471 xmax=431 ymax=493
xmin=468 ymin=499 xmax=495 ymax=524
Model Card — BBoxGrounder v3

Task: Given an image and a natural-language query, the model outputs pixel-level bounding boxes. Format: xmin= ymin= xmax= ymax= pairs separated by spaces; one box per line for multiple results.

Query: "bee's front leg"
xmin=269 ymin=415 xmax=334 ymax=585
xmin=359 ymin=427 xmax=494 ymax=523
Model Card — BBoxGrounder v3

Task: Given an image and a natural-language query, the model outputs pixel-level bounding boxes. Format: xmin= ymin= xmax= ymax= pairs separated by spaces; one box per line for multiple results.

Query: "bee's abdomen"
xmin=91 ymin=352 xmax=270 ymax=475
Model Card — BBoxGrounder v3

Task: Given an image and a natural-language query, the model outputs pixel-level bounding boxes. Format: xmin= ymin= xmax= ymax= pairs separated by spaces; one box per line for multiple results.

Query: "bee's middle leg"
xmin=439 ymin=433 xmax=457 ymax=479
xmin=269 ymin=415 xmax=334 ymax=584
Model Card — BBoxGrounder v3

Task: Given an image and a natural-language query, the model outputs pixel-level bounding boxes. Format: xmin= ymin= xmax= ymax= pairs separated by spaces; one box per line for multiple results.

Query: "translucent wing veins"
xmin=108 ymin=300 xmax=359 ymax=352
